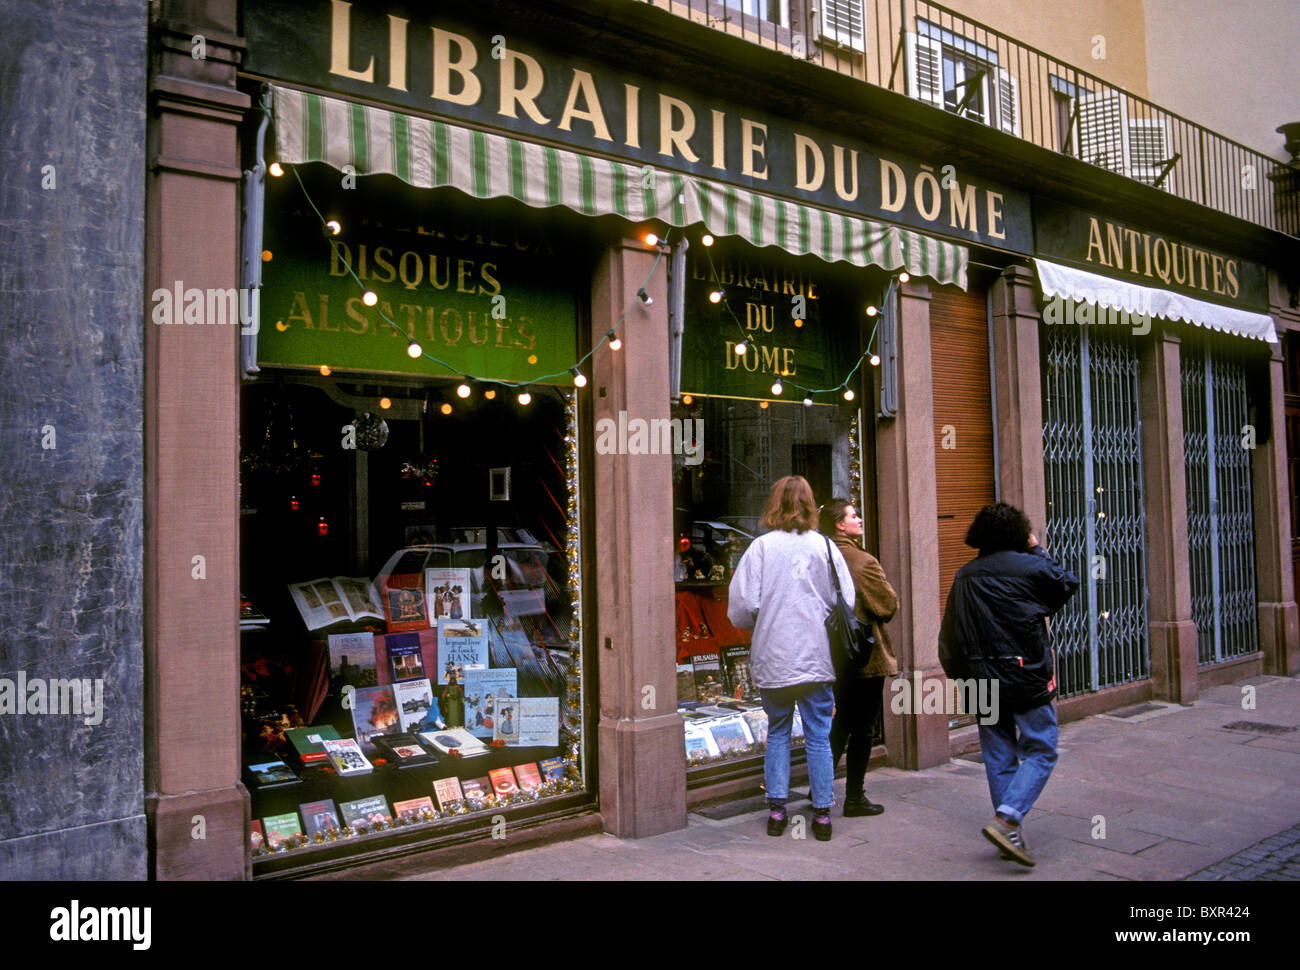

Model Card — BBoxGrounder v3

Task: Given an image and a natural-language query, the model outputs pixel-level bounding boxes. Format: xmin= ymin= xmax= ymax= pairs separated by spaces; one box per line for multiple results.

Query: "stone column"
xmin=876 ymin=280 xmax=947 ymax=769
xmin=1253 ymin=340 xmax=1300 ymax=675
xmin=590 ymin=240 xmax=687 ymax=836
xmin=989 ymin=265 xmax=1046 ymax=530
xmin=144 ymin=2 xmax=249 ymax=879
xmin=1140 ymin=327 xmax=1200 ymax=701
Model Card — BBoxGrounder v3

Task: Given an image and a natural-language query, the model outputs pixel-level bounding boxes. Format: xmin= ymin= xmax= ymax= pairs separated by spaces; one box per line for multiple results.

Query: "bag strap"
xmin=822 ymin=534 xmax=838 ymax=604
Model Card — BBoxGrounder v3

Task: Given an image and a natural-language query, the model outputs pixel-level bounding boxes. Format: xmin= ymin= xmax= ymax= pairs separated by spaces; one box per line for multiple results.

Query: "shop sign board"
xmin=243 ymin=0 xmax=1032 ymax=253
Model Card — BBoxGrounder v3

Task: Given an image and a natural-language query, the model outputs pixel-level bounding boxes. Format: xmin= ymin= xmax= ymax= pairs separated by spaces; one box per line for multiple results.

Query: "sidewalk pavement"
xmin=321 ymin=674 xmax=1300 ymax=881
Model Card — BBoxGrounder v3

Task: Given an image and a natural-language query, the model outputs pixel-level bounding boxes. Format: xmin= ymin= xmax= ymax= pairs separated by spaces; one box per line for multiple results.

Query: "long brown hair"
xmin=760 ymin=475 xmax=818 ymax=533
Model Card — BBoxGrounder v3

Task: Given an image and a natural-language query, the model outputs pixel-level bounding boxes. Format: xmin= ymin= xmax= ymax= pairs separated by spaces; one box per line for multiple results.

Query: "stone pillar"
xmin=590 ymin=240 xmax=687 ymax=836
xmin=989 ymin=265 xmax=1046 ymax=530
xmin=144 ymin=2 xmax=249 ymax=879
xmin=0 ymin=0 xmax=148 ymax=879
xmin=1253 ymin=341 xmax=1300 ymax=675
xmin=876 ymin=280 xmax=947 ymax=769
xmin=1140 ymin=328 xmax=1200 ymax=701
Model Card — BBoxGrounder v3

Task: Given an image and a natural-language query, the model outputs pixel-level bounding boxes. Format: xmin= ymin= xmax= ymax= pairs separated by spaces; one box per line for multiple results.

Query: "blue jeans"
xmin=760 ymin=681 xmax=835 ymax=811
xmin=978 ymin=700 xmax=1058 ymax=824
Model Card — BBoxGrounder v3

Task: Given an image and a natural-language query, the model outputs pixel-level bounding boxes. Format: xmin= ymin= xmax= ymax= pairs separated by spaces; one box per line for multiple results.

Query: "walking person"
xmin=820 ymin=498 xmax=898 ymax=817
xmin=728 ymin=476 xmax=853 ymax=842
xmin=938 ymin=502 xmax=1080 ymax=867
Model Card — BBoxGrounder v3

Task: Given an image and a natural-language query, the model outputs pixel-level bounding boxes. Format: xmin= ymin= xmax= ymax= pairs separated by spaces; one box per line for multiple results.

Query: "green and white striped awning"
xmin=272 ymin=85 xmax=968 ymax=288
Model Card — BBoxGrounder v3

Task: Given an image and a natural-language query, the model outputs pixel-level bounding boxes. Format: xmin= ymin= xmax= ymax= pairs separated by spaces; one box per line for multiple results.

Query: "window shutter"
xmin=906 ymin=33 xmax=944 ymax=107
xmin=995 ymin=69 xmax=1020 ymax=136
xmin=820 ymin=0 xmax=866 ymax=52
xmin=1127 ymin=119 xmax=1169 ymax=187
xmin=1074 ymin=91 xmax=1130 ymax=176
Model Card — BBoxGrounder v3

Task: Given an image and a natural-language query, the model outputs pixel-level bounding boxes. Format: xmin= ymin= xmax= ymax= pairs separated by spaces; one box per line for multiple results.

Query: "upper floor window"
xmin=1052 ymin=75 xmax=1174 ymax=188
xmin=907 ymin=20 xmax=1018 ymax=136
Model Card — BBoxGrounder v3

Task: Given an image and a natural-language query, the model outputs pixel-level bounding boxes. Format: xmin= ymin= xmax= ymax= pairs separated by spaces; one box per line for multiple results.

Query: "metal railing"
xmin=634 ymin=0 xmax=1300 ymax=236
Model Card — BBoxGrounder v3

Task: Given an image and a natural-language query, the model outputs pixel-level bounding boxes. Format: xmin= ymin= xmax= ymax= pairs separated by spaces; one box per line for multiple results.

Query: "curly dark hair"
xmin=964 ymin=502 xmax=1032 ymax=553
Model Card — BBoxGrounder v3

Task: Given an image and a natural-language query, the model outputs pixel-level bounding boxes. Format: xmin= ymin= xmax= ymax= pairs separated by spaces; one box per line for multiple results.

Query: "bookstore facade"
xmin=140 ymin=0 xmax=1299 ymax=880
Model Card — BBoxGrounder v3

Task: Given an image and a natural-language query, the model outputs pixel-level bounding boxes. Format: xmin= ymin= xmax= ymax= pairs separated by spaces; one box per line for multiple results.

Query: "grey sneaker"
xmin=982 ymin=816 xmax=1035 ymax=867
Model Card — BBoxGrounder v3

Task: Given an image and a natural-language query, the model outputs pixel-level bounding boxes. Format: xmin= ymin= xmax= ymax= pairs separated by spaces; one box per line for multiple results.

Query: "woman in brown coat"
xmin=820 ymin=498 xmax=899 ymax=816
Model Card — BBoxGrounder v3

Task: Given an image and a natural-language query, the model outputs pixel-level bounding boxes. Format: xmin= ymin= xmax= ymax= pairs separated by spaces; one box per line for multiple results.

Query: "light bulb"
xmin=362 ymin=291 xmax=378 ymax=306
xmin=440 ymin=403 xmax=453 ymax=415
xmin=682 ymin=394 xmax=693 ymax=405
xmin=866 ymin=305 xmax=878 ymax=317
xmin=261 ymin=250 xmax=273 ymax=262
xmin=709 ymin=289 xmax=724 ymax=304
xmin=735 ymin=340 xmax=747 ymax=356
xmin=644 ymin=232 xmax=659 ymax=247
xmin=457 ymin=381 xmax=472 ymax=398
xmin=268 ymin=162 xmax=284 ymax=177
xmin=571 ymin=368 xmax=588 ymax=388
xmin=319 ymin=365 xmax=331 ymax=376
xmin=517 ymin=390 xmax=532 ymax=405
xmin=870 ymin=354 xmax=881 ymax=366
xmin=771 ymin=379 xmax=783 ymax=395
xmin=607 ymin=330 xmax=622 ymax=351
xmin=759 ymin=400 xmax=769 ymax=409
xmin=379 ymin=397 xmax=391 ymax=409
xmin=407 ymin=341 xmax=422 ymax=358
xmin=637 ymin=288 xmax=653 ymax=306
xmin=843 ymin=388 xmax=855 ymax=401
xmin=898 ymin=272 xmax=910 ymax=283
xmin=701 ymin=233 xmax=714 ymax=246
xmin=325 ymin=219 xmax=342 ymax=236
xmin=803 ymin=394 xmax=814 ymax=407
xmin=484 ymin=389 xmax=496 ymax=400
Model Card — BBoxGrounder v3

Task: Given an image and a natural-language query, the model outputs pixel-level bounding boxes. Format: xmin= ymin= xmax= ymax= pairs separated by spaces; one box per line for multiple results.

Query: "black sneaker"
xmin=767 ymin=810 xmax=788 ymax=837
xmin=842 ymin=795 xmax=884 ymax=817
xmin=812 ymin=811 xmax=833 ymax=842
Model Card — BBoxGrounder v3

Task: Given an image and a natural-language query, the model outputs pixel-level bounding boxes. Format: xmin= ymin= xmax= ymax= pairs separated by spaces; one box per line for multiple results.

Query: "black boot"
xmin=842 ymin=793 xmax=884 ymax=817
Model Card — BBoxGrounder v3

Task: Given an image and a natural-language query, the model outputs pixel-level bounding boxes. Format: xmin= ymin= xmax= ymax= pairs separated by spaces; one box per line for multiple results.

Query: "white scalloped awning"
xmin=271 ymin=84 xmax=969 ymax=289
xmin=1034 ymin=258 xmax=1276 ymax=343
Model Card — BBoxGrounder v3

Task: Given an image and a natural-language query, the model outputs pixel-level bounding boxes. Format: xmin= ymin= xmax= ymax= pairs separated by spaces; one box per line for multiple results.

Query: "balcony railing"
xmin=635 ymin=0 xmax=1300 ymax=237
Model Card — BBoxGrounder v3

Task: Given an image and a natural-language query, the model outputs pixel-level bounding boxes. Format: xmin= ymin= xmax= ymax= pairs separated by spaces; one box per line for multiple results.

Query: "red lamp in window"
xmin=318 ymin=517 xmax=329 ymax=536
xmin=289 ymin=495 xmax=299 ymax=511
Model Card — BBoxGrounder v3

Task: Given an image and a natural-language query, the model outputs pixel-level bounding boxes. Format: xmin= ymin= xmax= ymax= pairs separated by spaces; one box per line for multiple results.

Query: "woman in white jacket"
xmin=728 ymin=476 xmax=854 ymax=842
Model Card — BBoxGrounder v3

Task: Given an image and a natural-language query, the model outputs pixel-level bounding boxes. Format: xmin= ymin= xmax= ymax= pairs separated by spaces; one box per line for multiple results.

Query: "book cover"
xmin=514 ymin=762 xmax=543 ymax=791
xmin=386 ymin=632 xmax=428 ymax=682
xmin=436 ymin=618 xmax=489 ymax=684
xmin=676 ymin=662 xmax=697 ymax=703
xmin=245 ymin=759 xmax=300 ymax=789
xmin=720 ymin=644 xmax=757 ymax=701
xmin=705 ymin=716 xmax=754 ymax=756
xmin=463 ymin=668 xmax=517 ymax=739
xmin=432 ymin=776 xmax=465 ymax=812
xmin=249 ymin=820 xmax=265 ymax=853
xmin=392 ymin=795 xmax=435 ymax=821
xmin=460 ymin=776 xmax=490 ymax=804
xmin=516 ymin=696 xmax=559 ymax=746
xmin=299 ymin=798 xmax=341 ymax=838
xmin=683 ymin=724 xmax=720 ymax=760
xmin=488 ymin=766 xmax=519 ymax=797
xmin=742 ymin=709 xmax=769 ymax=745
xmin=372 ymin=731 xmax=438 ymax=768
xmin=240 ymin=594 xmax=270 ymax=628
xmin=418 ymin=726 xmax=489 ymax=758
xmin=262 ymin=812 xmax=304 ymax=849
xmin=538 ymin=756 xmax=566 ymax=781
xmin=321 ymin=737 xmax=374 ymax=776
xmin=326 ymin=632 xmax=378 ymax=689
xmin=382 ymin=572 xmax=430 ymax=633
xmin=492 ymin=695 xmax=521 ymax=744
xmin=424 ymin=567 xmax=471 ymax=621
xmin=392 ymin=678 xmax=436 ymax=732
xmin=691 ymin=652 xmax=725 ymax=703
xmin=338 ymin=794 xmax=391 ymax=829
xmin=284 ymin=724 xmax=341 ymax=765
xmin=288 ymin=577 xmax=381 ymax=630
xmin=350 ymin=685 xmax=401 ymax=755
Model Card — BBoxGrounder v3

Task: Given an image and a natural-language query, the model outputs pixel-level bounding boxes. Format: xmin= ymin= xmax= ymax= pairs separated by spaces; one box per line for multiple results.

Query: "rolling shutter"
xmin=930 ymin=283 xmax=995 ymax=607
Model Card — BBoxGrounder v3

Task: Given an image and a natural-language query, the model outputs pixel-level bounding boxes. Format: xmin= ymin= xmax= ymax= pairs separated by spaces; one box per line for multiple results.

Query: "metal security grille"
xmin=1042 ymin=325 xmax=1150 ymax=697
xmin=1182 ymin=336 xmax=1259 ymax=664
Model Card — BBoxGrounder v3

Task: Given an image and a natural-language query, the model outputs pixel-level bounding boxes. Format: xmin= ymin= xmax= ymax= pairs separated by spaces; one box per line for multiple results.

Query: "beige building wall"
xmin=1144 ymin=0 xmax=1300 ymax=161
xmin=943 ymin=0 xmax=1150 ymax=95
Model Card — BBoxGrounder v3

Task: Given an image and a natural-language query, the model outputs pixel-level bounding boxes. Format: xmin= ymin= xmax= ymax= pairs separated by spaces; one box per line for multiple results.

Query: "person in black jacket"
xmin=939 ymin=502 xmax=1079 ymax=868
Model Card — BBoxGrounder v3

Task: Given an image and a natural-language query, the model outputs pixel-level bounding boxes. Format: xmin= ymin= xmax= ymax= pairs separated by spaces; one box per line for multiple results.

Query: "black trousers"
xmin=830 ymin=675 xmax=884 ymax=798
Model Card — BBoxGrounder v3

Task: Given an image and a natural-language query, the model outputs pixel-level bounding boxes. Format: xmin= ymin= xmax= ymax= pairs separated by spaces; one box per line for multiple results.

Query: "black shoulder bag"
xmin=822 ymin=535 xmax=877 ymax=673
